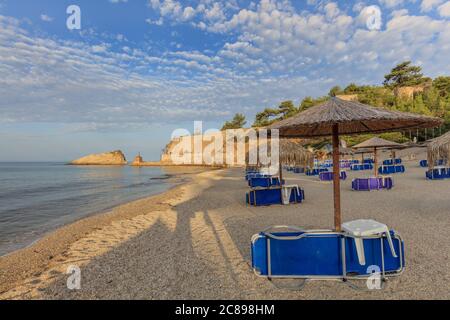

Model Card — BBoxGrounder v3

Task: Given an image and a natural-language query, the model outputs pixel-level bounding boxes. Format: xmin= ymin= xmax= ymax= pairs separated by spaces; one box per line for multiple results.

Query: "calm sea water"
xmin=0 ymin=163 xmax=174 ymax=256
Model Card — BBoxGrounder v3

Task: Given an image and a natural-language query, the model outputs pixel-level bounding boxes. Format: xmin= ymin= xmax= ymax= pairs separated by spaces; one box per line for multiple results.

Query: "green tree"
xmin=299 ymin=96 xmax=328 ymax=111
xmin=278 ymin=100 xmax=298 ymax=119
xmin=433 ymin=76 xmax=450 ymax=97
xmin=221 ymin=113 xmax=246 ymax=130
xmin=252 ymin=101 xmax=298 ymax=127
xmin=343 ymin=83 xmax=359 ymax=94
xmin=411 ymin=94 xmax=431 ymax=115
xmin=383 ymin=61 xmax=426 ymax=88
xmin=252 ymin=107 xmax=279 ymax=127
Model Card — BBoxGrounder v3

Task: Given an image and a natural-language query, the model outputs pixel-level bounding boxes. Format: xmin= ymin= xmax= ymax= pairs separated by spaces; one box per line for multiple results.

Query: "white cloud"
xmin=182 ymin=6 xmax=196 ymax=21
xmin=0 ymin=14 xmax=333 ymax=128
xmin=40 ymin=14 xmax=53 ymax=22
xmin=91 ymin=44 xmax=108 ymax=53
xmin=324 ymin=2 xmax=340 ymax=20
xmin=378 ymin=0 xmax=405 ymax=8
xmin=438 ymin=1 xmax=450 ymax=16
xmin=2 ymin=0 xmax=450 ymax=130
xmin=421 ymin=0 xmax=444 ymax=12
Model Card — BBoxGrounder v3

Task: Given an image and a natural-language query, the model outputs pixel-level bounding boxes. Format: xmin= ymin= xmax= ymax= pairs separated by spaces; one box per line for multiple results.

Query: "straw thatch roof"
xmin=352 ymin=137 xmax=403 ymax=149
xmin=246 ymin=138 xmax=314 ymax=167
xmin=427 ymin=131 xmax=450 ymax=168
xmin=324 ymin=147 xmax=354 ymax=155
xmin=401 ymin=141 xmax=427 ymax=148
xmin=352 ymin=148 xmax=373 ymax=154
xmin=279 ymin=138 xmax=314 ymax=167
xmin=269 ymin=97 xmax=443 ymax=137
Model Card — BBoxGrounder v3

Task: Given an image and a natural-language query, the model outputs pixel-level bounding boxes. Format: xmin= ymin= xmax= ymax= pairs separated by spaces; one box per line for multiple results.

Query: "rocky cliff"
xmin=70 ymin=150 xmax=127 ymax=165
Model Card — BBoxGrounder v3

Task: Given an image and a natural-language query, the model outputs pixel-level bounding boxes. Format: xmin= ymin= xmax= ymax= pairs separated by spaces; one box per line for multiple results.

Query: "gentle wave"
xmin=0 ymin=163 xmax=173 ymax=256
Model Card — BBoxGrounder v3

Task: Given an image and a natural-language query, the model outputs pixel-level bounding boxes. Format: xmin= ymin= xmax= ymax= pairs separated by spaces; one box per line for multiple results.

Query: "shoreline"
xmin=0 ymin=167 xmax=218 ymax=297
xmin=0 ymin=173 xmax=182 ymax=259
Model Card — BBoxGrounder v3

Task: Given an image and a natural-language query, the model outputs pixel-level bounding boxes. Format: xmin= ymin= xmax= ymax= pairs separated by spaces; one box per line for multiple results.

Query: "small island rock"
xmin=70 ymin=150 xmax=127 ymax=165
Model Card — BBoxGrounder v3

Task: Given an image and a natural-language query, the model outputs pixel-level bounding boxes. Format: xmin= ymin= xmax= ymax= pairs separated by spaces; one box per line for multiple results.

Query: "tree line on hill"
xmin=221 ymin=61 xmax=450 ymax=146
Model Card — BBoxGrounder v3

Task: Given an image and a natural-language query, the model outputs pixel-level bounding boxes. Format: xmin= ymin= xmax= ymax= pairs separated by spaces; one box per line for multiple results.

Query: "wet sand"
xmin=1 ymin=150 xmax=449 ymax=299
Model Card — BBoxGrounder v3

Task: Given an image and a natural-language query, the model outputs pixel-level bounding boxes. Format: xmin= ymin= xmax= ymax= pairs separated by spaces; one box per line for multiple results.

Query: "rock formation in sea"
xmin=131 ymin=153 xmax=143 ymax=166
xmin=70 ymin=150 xmax=127 ymax=165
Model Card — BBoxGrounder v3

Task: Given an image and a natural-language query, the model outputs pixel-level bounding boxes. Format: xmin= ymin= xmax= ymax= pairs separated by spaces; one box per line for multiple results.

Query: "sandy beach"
xmin=0 ymin=149 xmax=449 ymax=300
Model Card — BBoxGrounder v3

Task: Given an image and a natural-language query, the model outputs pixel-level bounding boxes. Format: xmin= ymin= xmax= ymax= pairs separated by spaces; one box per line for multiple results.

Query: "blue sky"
xmin=1 ymin=0 xmax=450 ymax=161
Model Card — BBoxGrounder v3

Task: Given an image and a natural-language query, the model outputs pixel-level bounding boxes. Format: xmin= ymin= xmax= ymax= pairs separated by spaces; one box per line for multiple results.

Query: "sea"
xmin=0 ymin=162 xmax=175 ymax=256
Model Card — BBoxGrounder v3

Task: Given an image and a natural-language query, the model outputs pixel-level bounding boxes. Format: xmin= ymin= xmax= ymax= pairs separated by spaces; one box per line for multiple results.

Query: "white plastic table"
xmin=342 ymin=219 xmax=397 ymax=265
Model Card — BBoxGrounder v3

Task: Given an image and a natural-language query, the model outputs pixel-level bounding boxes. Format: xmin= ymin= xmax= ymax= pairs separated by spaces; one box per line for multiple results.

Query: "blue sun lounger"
xmin=251 ymin=226 xmax=404 ymax=287
xmin=383 ymin=159 xmax=402 ymax=166
xmin=248 ymin=177 xmax=284 ymax=188
xmin=426 ymin=167 xmax=450 ymax=180
xmin=246 ymin=186 xmax=305 ymax=206
xmin=319 ymin=171 xmax=347 ymax=181
xmin=293 ymin=167 xmax=305 ymax=174
xmin=350 ymin=163 xmax=374 ymax=171
xmin=378 ymin=165 xmax=405 ymax=175
xmin=306 ymin=168 xmax=328 ymax=176
xmin=352 ymin=176 xmax=393 ymax=191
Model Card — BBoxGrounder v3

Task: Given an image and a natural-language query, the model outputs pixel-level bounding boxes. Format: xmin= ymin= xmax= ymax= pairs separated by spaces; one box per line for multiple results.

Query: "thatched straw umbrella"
xmin=269 ymin=97 xmax=442 ymax=231
xmin=427 ymin=130 xmax=450 ymax=169
xmin=353 ymin=137 xmax=403 ymax=177
xmin=246 ymin=138 xmax=314 ymax=182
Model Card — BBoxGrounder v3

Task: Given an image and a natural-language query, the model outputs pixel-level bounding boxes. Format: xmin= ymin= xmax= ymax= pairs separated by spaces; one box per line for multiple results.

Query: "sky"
xmin=0 ymin=0 xmax=449 ymax=161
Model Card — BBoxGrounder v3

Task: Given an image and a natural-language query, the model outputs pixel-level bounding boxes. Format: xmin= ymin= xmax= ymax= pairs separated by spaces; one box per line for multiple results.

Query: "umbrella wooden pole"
xmin=332 ymin=124 xmax=341 ymax=231
xmin=374 ymin=147 xmax=378 ymax=177
xmin=279 ymin=161 xmax=283 ymax=185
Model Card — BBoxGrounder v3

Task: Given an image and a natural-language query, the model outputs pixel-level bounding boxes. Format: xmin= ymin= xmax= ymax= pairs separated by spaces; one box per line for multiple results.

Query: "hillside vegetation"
xmin=221 ymin=61 xmax=450 ymax=147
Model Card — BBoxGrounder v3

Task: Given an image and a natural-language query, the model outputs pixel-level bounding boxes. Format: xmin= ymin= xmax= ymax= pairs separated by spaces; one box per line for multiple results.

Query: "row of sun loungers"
xmin=350 ymin=163 xmax=374 ymax=171
xmin=420 ymin=159 xmax=445 ymax=168
xmin=340 ymin=159 xmax=358 ymax=169
xmin=285 ymin=166 xmax=305 ymax=173
xmin=247 ymin=166 xmax=406 ymax=288
xmin=306 ymin=168 xmax=329 ymax=176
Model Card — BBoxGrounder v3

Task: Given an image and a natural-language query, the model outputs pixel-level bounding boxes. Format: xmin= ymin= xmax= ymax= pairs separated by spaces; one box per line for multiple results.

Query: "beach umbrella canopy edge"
xmin=269 ymin=98 xmax=443 ymax=137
